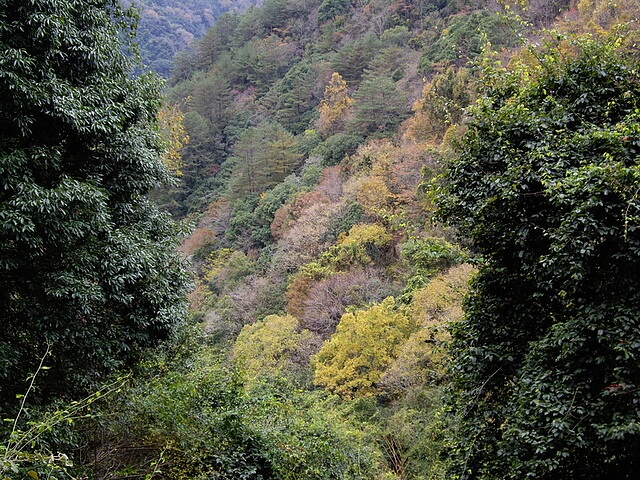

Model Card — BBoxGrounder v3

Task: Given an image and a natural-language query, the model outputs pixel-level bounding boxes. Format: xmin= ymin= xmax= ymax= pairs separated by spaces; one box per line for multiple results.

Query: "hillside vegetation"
xmin=125 ymin=0 xmax=259 ymax=75
xmin=2 ymin=0 xmax=640 ymax=479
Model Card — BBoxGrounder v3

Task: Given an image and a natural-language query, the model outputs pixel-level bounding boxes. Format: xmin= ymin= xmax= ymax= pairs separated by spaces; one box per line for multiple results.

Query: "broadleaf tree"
xmin=0 ymin=0 xmax=190 ymax=413
xmin=437 ymin=34 xmax=640 ymax=479
xmin=314 ymin=297 xmax=415 ymax=399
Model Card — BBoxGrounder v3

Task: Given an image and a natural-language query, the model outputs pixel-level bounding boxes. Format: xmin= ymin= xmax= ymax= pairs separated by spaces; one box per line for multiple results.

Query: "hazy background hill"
xmin=126 ymin=0 xmax=260 ymax=75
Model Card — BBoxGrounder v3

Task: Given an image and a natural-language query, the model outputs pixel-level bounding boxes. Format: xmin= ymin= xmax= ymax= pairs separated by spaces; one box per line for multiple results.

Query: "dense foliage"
xmin=438 ymin=35 xmax=640 ymax=479
xmin=5 ymin=0 xmax=639 ymax=479
xmin=123 ymin=0 xmax=259 ymax=75
xmin=160 ymin=0 xmax=522 ymax=218
xmin=0 ymin=0 xmax=189 ymax=412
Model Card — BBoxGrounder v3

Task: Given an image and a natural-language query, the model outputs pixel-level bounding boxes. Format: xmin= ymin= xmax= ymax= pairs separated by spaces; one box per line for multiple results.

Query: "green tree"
xmin=112 ymin=350 xmax=383 ymax=480
xmin=318 ymin=0 xmax=352 ymax=24
xmin=197 ymin=11 xmax=241 ymax=71
xmin=0 ymin=0 xmax=189 ymax=412
xmin=265 ymin=60 xmax=322 ymax=135
xmin=350 ymin=74 xmax=409 ymax=135
xmin=227 ymin=127 xmax=268 ymax=197
xmin=192 ymin=68 xmax=234 ymax=134
xmin=437 ymin=34 xmax=640 ymax=479
xmin=179 ymin=68 xmax=234 ymax=197
xmin=418 ymin=10 xmax=520 ymax=73
xmin=228 ymin=122 xmax=302 ymax=199
xmin=232 ymin=35 xmax=299 ymax=93
xmin=266 ymin=126 xmax=304 ymax=182
xmin=332 ymin=35 xmax=381 ymax=83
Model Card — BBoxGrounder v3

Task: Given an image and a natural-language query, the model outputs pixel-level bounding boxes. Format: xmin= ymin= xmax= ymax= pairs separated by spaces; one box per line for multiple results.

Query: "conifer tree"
xmin=228 ymin=122 xmax=302 ymax=198
xmin=350 ymin=74 xmax=408 ymax=135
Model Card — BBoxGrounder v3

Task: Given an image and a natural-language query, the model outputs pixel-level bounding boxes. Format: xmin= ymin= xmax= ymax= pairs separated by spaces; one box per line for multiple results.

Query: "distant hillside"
xmin=159 ymin=0 xmax=530 ymax=218
xmin=126 ymin=0 xmax=259 ymax=75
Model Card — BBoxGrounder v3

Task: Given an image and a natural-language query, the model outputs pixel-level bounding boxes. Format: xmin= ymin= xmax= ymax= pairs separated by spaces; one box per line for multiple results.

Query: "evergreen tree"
xmin=438 ymin=35 xmax=640 ymax=479
xmin=269 ymin=60 xmax=320 ymax=135
xmin=183 ymin=68 xmax=233 ymax=187
xmin=0 ymin=0 xmax=190 ymax=412
xmin=266 ymin=126 xmax=303 ymax=181
xmin=332 ymin=35 xmax=381 ymax=83
xmin=228 ymin=122 xmax=302 ymax=199
xmin=196 ymin=11 xmax=240 ymax=71
xmin=227 ymin=125 xmax=271 ymax=198
xmin=350 ymin=74 xmax=408 ymax=135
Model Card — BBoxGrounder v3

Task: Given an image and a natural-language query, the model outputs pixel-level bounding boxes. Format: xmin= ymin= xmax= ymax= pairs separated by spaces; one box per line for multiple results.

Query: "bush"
xmin=92 ymin=350 xmax=384 ymax=479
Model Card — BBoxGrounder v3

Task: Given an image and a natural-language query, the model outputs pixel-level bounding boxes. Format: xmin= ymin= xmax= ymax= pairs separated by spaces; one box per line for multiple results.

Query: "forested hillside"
xmin=2 ymin=0 xmax=640 ymax=479
xmin=125 ymin=0 xmax=259 ymax=75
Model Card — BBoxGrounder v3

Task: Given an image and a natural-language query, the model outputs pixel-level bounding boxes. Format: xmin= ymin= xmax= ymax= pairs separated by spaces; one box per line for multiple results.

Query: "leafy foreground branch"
xmin=438 ymin=32 xmax=640 ymax=480
xmin=0 ymin=0 xmax=190 ymax=412
xmin=1 ymin=355 xmax=128 ymax=480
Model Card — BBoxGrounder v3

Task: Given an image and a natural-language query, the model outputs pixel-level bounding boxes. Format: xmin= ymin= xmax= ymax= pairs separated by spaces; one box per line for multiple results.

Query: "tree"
xmin=227 ymin=122 xmax=303 ymax=200
xmin=418 ymin=10 xmax=521 ymax=73
xmin=313 ymin=297 xmax=415 ymax=399
xmin=287 ymin=267 xmax=396 ymax=338
xmin=332 ymin=35 xmax=381 ymax=83
xmin=197 ymin=11 xmax=241 ymax=71
xmin=316 ymin=72 xmax=354 ymax=137
xmin=501 ymin=0 xmax=572 ymax=28
xmin=157 ymin=102 xmax=189 ymax=177
xmin=408 ymin=66 xmax=473 ymax=144
xmin=0 ymin=0 xmax=190 ymax=412
xmin=350 ymin=74 xmax=409 ymax=135
xmin=266 ymin=60 xmax=322 ymax=135
xmin=318 ymin=0 xmax=352 ymax=24
xmin=111 ymin=350 xmax=383 ymax=480
xmin=437 ymin=34 xmax=640 ymax=479
xmin=266 ymin=126 xmax=303 ymax=182
xmin=227 ymin=127 xmax=268 ymax=197
xmin=232 ymin=314 xmax=313 ymax=382
xmin=380 ymin=264 xmax=475 ymax=395
xmin=329 ymin=223 xmax=394 ymax=269
xmin=232 ymin=35 xmax=299 ymax=93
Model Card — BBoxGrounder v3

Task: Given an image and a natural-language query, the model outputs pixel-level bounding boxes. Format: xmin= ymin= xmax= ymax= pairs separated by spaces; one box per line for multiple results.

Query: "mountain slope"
xmin=125 ymin=0 xmax=259 ymax=75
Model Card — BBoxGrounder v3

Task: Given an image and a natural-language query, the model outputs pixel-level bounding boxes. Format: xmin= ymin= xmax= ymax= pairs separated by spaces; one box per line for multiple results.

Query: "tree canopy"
xmin=5 ymin=0 xmax=634 ymax=478
xmin=438 ymin=34 xmax=640 ymax=479
xmin=314 ymin=297 xmax=415 ymax=399
xmin=0 ymin=0 xmax=190 ymax=412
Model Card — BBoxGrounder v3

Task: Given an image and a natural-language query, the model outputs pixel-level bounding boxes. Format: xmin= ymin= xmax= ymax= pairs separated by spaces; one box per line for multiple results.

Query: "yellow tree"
xmin=380 ymin=264 xmax=476 ymax=394
xmin=316 ymin=72 xmax=354 ymax=137
xmin=575 ymin=0 xmax=640 ymax=34
xmin=407 ymin=66 xmax=472 ymax=144
xmin=233 ymin=314 xmax=313 ymax=383
xmin=158 ymin=102 xmax=189 ymax=176
xmin=331 ymin=223 xmax=393 ymax=268
xmin=313 ymin=297 xmax=415 ymax=399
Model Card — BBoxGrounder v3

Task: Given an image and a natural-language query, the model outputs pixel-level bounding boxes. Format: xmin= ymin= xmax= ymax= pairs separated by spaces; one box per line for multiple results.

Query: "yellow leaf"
xmin=27 ymin=471 xmax=39 ymax=480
